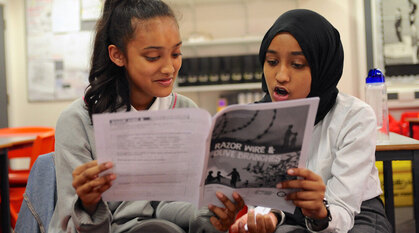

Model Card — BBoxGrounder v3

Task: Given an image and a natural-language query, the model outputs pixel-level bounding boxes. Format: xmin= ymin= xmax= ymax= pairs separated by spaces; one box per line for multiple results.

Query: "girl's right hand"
xmin=72 ymin=160 xmax=116 ymax=215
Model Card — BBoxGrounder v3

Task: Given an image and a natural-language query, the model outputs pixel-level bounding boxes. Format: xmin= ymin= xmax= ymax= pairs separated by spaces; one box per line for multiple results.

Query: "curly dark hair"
xmin=84 ymin=0 xmax=176 ymax=119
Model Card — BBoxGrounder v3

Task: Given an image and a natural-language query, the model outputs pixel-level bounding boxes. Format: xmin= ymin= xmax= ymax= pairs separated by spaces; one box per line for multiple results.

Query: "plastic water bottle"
xmin=365 ymin=68 xmax=390 ymax=143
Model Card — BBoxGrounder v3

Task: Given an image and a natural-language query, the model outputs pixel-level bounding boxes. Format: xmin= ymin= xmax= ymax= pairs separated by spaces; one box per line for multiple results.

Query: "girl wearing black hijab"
xmin=230 ymin=9 xmax=391 ymax=233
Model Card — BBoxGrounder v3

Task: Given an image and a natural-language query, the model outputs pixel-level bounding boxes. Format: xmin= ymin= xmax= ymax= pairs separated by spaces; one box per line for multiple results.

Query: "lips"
xmin=272 ymin=86 xmax=289 ymax=101
xmin=155 ymin=78 xmax=173 ymax=87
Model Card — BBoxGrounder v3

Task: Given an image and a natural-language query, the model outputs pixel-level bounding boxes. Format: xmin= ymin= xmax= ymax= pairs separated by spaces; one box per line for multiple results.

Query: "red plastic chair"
xmin=8 ymin=187 xmax=25 ymax=228
xmin=8 ymin=130 xmax=55 ymax=185
xmin=0 ymin=127 xmax=55 ymax=229
xmin=400 ymin=112 xmax=419 ymax=139
xmin=389 ymin=114 xmax=402 ymax=135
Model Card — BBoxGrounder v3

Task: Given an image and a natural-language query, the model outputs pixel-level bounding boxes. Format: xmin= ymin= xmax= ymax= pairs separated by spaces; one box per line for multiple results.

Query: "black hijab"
xmin=258 ymin=9 xmax=344 ymax=125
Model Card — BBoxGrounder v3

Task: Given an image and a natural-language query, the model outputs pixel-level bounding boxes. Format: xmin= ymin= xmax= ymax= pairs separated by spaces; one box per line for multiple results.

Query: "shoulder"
xmin=56 ymin=98 xmax=91 ymax=139
xmin=172 ymin=92 xmax=198 ymax=109
xmin=57 ymin=98 xmax=90 ymax=125
xmin=55 ymin=97 xmax=98 ymax=159
xmin=321 ymin=93 xmax=376 ymax=136
xmin=329 ymin=93 xmax=375 ymax=120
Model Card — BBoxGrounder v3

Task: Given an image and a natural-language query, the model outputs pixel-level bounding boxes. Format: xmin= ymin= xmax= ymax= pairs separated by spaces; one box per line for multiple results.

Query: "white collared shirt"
xmin=307 ymin=93 xmax=382 ymax=232
xmin=131 ymin=94 xmax=174 ymax=111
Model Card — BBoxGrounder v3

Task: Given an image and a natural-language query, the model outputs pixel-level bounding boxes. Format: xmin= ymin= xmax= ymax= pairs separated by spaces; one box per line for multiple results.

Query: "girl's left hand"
xmin=230 ymin=209 xmax=277 ymax=233
xmin=279 ymin=168 xmax=327 ymax=219
xmin=208 ymin=191 xmax=245 ymax=231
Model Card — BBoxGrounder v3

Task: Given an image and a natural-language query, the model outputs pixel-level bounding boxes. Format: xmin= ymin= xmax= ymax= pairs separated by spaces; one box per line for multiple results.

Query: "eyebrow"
xmin=143 ymin=41 xmax=182 ymax=50
xmin=266 ymin=50 xmax=304 ymax=56
xmin=291 ymin=51 xmax=304 ymax=55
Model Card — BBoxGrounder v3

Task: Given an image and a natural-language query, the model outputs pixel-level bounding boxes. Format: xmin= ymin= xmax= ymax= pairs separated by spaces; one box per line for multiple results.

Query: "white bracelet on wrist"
xmin=244 ymin=206 xmax=271 ymax=231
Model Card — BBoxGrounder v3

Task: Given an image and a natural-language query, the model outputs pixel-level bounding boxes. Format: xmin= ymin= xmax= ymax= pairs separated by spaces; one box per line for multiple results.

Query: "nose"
xmin=275 ymin=64 xmax=290 ymax=83
xmin=161 ymin=57 xmax=175 ymax=75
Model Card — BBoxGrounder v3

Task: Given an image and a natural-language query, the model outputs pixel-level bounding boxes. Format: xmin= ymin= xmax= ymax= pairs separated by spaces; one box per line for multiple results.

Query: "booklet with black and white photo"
xmin=93 ymin=97 xmax=319 ymax=213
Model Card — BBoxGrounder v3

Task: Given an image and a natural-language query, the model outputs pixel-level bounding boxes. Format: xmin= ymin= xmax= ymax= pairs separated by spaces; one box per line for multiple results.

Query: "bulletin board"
xmin=25 ymin=0 xmax=103 ymax=101
xmin=371 ymin=0 xmax=419 ymax=77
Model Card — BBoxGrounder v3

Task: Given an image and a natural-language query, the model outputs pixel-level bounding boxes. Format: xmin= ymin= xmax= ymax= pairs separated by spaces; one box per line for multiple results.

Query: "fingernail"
xmin=216 ymin=191 xmax=223 ymax=198
xmin=105 ymin=162 xmax=112 ymax=168
xmin=287 ymin=169 xmax=294 ymax=175
xmin=276 ymin=183 xmax=282 ymax=189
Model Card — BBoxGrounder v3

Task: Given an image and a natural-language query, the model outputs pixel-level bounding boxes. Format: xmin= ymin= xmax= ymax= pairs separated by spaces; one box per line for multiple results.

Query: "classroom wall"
xmin=3 ymin=0 xmax=366 ymax=128
xmin=4 ymin=0 xmax=73 ymax=127
xmin=299 ymin=0 xmax=367 ymax=100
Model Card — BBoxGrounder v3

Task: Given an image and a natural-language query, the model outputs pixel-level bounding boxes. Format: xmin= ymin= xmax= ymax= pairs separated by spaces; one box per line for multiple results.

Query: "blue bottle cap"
xmin=366 ymin=68 xmax=385 ymax=83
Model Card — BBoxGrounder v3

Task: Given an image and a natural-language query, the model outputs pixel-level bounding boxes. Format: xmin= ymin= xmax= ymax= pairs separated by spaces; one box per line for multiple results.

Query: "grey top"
xmin=48 ymin=93 xmax=222 ymax=233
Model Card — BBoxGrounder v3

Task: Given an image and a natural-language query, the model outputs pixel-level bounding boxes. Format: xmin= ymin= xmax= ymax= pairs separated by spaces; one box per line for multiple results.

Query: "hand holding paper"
xmin=72 ymin=160 xmax=116 ymax=215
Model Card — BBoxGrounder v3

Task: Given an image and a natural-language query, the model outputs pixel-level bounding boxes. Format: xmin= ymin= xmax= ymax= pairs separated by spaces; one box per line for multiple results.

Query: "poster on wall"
xmin=25 ymin=0 xmax=102 ymax=101
xmin=381 ymin=0 xmax=419 ymax=76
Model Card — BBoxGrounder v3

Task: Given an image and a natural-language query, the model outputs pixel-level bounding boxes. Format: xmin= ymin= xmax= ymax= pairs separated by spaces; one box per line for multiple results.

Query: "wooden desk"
xmin=376 ymin=132 xmax=419 ymax=233
xmin=0 ymin=136 xmax=36 ymax=233
xmin=405 ymin=118 xmax=419 ymax=138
